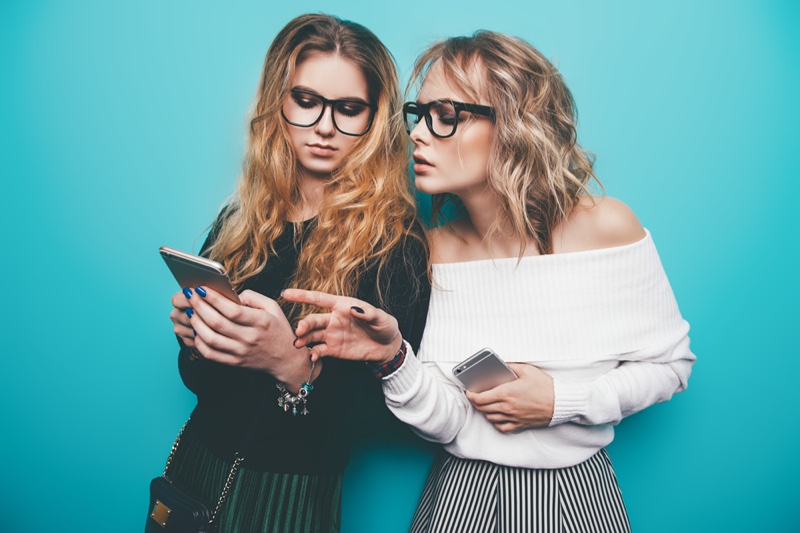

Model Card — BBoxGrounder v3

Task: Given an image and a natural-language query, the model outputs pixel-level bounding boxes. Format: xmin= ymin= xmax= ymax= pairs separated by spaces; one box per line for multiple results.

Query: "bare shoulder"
xmin=554 ymin=196 xmax=646 ymax=253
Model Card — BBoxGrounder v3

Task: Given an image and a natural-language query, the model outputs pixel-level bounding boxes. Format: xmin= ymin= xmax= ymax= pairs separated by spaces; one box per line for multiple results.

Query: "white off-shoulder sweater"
xmin=382 ymin=230 xmax=695 ymax=469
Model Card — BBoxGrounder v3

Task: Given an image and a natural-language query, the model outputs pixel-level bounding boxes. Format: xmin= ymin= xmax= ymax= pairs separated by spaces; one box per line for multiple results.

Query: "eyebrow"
xmin=291 ymin=86 xmax=369 ymax=105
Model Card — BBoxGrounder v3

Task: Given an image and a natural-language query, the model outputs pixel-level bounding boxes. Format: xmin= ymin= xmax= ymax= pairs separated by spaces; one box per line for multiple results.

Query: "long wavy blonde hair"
xmin=410 ymin=31 xmax=602 ymax=255
xmin=208 ymin=14 xmax=423 ymax=317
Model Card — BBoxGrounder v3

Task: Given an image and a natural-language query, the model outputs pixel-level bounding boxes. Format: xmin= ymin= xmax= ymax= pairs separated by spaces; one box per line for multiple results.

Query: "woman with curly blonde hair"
xmin=162 ymin=14 xmax=429 ymax=532
xmin=286 ymin=30 xmax=695 ymax=532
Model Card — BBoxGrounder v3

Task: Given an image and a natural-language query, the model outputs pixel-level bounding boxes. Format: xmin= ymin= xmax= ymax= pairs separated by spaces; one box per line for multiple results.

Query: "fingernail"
xmin=186 ymin=308 xmax=194 ymax=318
xmin=183 ymin=287 xmax=193 ymax=299
xmin=293 ymin=336 xmax=299 ymax=348
xmin=351 ymin=306 xmax=365 ymax=314
xmin=193 ymin=329 xmax=197 ymax=337
xmin=280 ymin=289 xmax=285 ymax=297
xmin=195 ymin=286 xmax=207 ymax=297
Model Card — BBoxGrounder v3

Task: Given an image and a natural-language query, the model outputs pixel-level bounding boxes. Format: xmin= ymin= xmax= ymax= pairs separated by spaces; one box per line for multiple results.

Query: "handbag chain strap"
xmin=162 ymin=391 xmax=272 ymax=527
xmin=162 ymin=420 xmax=188 ymax=477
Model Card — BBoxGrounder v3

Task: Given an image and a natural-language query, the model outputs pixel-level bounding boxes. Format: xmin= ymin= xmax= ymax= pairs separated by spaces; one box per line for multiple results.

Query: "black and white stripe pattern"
xmin=410 ymin=449 xmax=630 ymax=533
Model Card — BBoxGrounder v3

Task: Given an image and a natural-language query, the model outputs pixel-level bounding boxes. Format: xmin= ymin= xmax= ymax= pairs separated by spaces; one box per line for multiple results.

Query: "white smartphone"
xmin=159 ymin=246 xmax=241 ymax=304
xmin=452 ymin=348 xmax=518 ymax=392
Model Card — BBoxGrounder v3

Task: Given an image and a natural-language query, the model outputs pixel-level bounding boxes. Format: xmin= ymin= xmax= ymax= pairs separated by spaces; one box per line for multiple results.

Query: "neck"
xmin=292 ymin=171 xmax=327 ymax=222
xmin=457 ymin=188 xmax=537 ymax=258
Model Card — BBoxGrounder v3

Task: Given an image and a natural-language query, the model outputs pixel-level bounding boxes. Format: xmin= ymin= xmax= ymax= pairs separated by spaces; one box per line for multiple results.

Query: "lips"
xmin=307 ymin=143 xmax=337 ymax=157
xmin=413 ymin=153 xmax=434 ymax=174
xmin=413 ymin=153 xmax=432 ymax=166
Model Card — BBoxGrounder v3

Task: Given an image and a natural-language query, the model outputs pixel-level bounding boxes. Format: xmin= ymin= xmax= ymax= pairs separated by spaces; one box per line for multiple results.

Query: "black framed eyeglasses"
xmin=402 ymin=100 xmax=496 ymax=138
xmin=282 ymin=89 xmax=377 ymax=137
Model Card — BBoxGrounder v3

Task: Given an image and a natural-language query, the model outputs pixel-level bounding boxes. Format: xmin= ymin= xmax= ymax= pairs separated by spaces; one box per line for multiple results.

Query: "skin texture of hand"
xmin=172 ymin=286 xmax=316 ymax=390
xmin=281 ymin=288 xmax=402 ymax=363
xmin=170 ymin=290 xmax=196 ymax=348
xmin=466 ymin=363 xmax=555 ymax=433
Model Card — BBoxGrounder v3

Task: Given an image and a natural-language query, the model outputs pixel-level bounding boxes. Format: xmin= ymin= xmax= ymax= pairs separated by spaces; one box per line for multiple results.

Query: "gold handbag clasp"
xmin=150 ymin=499 xmax=172 ymax=527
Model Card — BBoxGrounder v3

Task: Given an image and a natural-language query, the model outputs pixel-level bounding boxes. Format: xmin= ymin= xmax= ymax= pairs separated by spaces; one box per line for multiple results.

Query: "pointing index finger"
xmin=282 ymin=288 xmax=341 ymax=310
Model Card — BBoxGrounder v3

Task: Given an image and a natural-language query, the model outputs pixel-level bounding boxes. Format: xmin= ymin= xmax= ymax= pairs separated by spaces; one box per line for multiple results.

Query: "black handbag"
xmin=147 ymin=475 xmax=214 ymax=532
xmin=146 ymin=395 xmax=269 ymax=532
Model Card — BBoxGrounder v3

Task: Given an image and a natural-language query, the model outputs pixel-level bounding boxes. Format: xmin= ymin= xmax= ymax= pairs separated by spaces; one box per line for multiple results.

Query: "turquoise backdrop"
xmin=2 ymin=1 xmax=798 ymax=531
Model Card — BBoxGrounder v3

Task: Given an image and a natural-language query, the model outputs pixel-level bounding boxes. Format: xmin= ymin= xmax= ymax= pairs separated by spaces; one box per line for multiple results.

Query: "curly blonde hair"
xmin=208 ymin=14 xmax=424 ymax=317
xmin=410 ymin=31 xmax=601 ymax=255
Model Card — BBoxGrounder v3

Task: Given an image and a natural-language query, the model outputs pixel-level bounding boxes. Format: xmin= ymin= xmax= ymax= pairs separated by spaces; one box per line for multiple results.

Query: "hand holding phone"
xmin=159 ymin=246 xmax=241 ymax=304
xmin=452 ymin=348 xmax=518 ymax=393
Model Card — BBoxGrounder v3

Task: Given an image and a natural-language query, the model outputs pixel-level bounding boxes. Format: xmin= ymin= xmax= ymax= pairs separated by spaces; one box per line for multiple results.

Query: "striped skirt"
xmin=410 ymin=449 xmax=631 ymax=533
xmin=167 ymin=430 xmax=342 ymax=533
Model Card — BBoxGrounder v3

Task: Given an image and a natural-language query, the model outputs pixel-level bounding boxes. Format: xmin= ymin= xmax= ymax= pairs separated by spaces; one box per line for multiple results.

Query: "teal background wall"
xmin=2 ymin=1 xmax=798 ymax=531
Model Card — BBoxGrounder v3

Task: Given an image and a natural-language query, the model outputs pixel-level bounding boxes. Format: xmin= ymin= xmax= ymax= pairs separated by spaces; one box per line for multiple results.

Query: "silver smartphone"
xmin=452 ymin=348 xmax=518 ymax=392
xmin=159 ymin=246 xmax=241 ymax=304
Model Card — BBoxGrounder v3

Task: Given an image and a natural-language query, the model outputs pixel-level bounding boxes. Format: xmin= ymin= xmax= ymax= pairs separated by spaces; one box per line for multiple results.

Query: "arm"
xmin=285 ymin=231 xmax=431 ymax=363
xmin=173 ymin=207 xmax=313 ymax=395
xmin=466 ymin=327 xmax=694 ymax=432
xmin=550 ymin=328 xmax=694 ymax=426
xmin=186 ymin=286 xmax=317 ymax=391
xmin=471 ymin=198 xmax=694 ymax=430
xmin=380 ymin=349 xmax=471 ymax=444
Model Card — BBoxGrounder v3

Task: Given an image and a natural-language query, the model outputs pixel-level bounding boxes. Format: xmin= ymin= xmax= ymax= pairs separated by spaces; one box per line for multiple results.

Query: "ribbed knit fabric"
xmin=382 ymin=230 xmax=695 ymax=469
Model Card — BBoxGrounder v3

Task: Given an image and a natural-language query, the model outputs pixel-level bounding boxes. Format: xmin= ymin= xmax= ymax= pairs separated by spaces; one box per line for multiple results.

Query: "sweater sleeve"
xmin=382 ymin=346 xmax=470 ymax=444
xmin=550 ymin=323 xmax=695 ymax=426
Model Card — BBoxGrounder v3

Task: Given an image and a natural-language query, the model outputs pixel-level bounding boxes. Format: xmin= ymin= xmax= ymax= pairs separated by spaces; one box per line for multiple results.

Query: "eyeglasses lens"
xmin=428 ymin=102 xmax=458 ymax=137
xmin=283 ymin=91 xmax=372 ymax=136
xmin=404 ymin=102 xmax=458 ymax=137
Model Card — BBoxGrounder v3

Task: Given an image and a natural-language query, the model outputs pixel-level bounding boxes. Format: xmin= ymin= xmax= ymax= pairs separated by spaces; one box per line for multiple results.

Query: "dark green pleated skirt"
xmin=168 ymin=430 xmax=342 ymax=533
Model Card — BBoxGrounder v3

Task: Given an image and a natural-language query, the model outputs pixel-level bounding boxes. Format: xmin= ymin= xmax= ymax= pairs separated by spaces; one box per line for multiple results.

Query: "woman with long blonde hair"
xmin=285 ymin=30 xmax=695 ymax=532
xmin=161 ymin=14 xmax=429 ymax=532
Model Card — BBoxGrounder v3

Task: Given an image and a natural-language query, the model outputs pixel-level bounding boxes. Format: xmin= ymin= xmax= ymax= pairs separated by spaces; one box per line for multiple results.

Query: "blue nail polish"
xmin=183 ymin=287 xmax=192 ymax=299
xmin=186 ymin=308 xmax=193 ymax=318
xmin=195 ymin=286 xmax=207 ymax=297
xmin=193 ymin=329 xmax=197 ymax=337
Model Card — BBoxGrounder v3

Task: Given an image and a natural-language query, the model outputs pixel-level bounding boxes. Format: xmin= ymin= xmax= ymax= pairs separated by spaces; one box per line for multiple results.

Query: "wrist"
xmin=368 ymin=340 xmax=407 ymax=379
xmin=273 ymin=344 xmax=315 ymax=390
xmin=377 ymin=334 xmax=403 ymax=364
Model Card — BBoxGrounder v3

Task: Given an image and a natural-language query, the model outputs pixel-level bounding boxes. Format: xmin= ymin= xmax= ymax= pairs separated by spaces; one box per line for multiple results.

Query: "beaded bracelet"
xmin=276 ymin=360 xmax=316 ymax=416
xmin=368 ymin=341 xmax=407 ymax=379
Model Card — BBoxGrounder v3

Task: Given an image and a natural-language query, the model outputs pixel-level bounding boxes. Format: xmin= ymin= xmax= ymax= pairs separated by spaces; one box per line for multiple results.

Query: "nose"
xmin=314 ymin=105 xmax=336 ymax=137
xmin=409 ymin=119 xmax=431 ymax=145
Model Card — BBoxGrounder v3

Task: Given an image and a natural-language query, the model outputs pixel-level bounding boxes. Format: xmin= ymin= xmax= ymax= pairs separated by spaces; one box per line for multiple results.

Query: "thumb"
xmin=349 ymin=304 xmax=381 ymax=325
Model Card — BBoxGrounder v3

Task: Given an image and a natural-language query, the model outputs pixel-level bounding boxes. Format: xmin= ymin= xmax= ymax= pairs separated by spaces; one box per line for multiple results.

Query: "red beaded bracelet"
xmin=368 ymin=341 xmax=407 ymax=379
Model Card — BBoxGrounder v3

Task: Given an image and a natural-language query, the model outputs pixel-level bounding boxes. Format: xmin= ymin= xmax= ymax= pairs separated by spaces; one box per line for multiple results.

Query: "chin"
xmin=299 ymin=161 xmax=339 ymax=179
xmin=414 ymin=179 xmax=444 ymax=196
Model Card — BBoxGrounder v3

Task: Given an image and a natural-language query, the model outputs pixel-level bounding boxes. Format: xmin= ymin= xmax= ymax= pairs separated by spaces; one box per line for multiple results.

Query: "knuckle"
xmin=244 ymin=332 xmax=259 ymax=348
xmin=229 ymin=306 xmax=244 ymax=321
xmin=204 ymin=331 xmax=221 ymax=349
xmin=205 ymin=315 xmax=223 ymax=331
